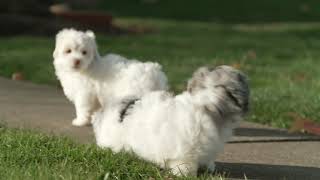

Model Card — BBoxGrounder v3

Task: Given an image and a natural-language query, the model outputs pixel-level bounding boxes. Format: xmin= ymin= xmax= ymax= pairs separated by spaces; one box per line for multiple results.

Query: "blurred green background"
xmin=1 ymin=0 xmax=320 ymax=129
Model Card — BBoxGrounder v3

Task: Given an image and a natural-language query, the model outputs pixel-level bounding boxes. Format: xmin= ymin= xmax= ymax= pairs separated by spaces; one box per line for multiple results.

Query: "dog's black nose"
xmin=74 ymin=59 xmax=81 ymax=66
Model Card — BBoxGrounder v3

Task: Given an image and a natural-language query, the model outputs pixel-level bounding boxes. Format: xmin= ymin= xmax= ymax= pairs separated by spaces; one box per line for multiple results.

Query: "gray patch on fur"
xmin=188 ymin=65 xmax=250 ymax=121
xmin=187 ymin=67 xmax=210 ymax=93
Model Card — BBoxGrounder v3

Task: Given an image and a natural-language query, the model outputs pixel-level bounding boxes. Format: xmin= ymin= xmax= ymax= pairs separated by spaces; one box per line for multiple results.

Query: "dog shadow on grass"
xmin=207 ymin=162 xmax=320 ymax=180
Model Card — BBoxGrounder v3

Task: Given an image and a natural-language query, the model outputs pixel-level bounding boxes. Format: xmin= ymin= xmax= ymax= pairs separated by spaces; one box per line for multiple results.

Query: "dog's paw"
xmin=207 ymin=162 xmax=215 ymax=172
xmin=72 ymin=118 xmax=91 ymax=127
xmin=169 ymin=161 xmax=198 ymax=176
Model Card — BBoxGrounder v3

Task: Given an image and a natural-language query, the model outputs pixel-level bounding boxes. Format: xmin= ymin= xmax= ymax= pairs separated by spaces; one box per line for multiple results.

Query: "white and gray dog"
xmin=53 ymin=29 xmax=168 ymax=126
xmin=93 ymin=65 xmax=250 ymax=176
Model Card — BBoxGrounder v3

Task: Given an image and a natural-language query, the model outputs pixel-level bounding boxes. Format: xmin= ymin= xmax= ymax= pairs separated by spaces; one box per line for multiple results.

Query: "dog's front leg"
xmin=72 ymin=95 xmax=96 ymax=126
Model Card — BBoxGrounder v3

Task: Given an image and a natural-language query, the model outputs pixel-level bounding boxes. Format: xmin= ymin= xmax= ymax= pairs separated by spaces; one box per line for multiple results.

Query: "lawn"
xmin=0 ymin=125 xmax=223 ymax=180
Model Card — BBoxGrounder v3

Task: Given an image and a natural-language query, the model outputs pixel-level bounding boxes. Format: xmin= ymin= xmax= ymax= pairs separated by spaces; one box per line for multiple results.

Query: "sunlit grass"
xmin=0 ymin=126 xmax=224 ymax=179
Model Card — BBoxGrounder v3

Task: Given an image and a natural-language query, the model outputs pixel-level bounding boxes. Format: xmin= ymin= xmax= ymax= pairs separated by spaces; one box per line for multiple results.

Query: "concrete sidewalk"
xmin=1 ymin=77 xmax=320 ymax=180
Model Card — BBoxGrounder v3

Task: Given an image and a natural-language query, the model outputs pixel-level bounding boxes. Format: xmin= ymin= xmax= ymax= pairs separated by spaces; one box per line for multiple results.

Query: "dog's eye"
xmin=65 ymin=49 xmax=72 ymax=54
xmin=82 ymin=50 xmax=87 ymax=55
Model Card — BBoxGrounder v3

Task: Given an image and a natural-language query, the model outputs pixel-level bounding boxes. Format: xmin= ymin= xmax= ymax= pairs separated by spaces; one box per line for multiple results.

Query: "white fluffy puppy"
xmin=53 ymin=28 xmax=168 ymax=126
xmin=92 ymin=65 xmax=250 ymax=176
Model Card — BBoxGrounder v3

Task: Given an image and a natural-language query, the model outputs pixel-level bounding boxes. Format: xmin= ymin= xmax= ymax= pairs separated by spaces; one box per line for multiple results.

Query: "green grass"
xmin=0 ymin=125 xmax=223 ymax=179
xmin=1 ymin=19 xmax=320 ymax=128
xmin=2 ymin=2 xmax=320 ymax=179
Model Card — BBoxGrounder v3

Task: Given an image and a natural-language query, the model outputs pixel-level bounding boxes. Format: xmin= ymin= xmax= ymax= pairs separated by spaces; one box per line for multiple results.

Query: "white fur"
xmin=93 ymin=66 xmax=250 ymax=176
xmin=53 ymin=28 xmax=168 ymax=126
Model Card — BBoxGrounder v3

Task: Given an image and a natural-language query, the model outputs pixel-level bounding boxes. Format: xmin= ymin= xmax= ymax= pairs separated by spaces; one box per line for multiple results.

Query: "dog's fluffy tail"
xmin=187 ymin=66 xmax=250 ymax=124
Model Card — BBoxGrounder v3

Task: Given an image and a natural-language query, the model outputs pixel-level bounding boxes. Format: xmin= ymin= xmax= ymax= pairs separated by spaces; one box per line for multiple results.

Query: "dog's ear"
xmin=86 ymin=30 xmax=95 ymax=39
xmin=53 ymin=49 xmax=57 ymax=59
xmin=85 ymin=30 xmax=100 ymax=60
xmin=53 ymin=30 xmax=66 ymax=59
xmin=53 ymin=41 xmax=59 ymax=59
